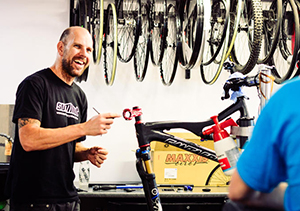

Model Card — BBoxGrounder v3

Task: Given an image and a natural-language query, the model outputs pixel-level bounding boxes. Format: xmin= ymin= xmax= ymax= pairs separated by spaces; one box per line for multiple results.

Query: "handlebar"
xmin=221 ymin=74 xmax=259 ymax=100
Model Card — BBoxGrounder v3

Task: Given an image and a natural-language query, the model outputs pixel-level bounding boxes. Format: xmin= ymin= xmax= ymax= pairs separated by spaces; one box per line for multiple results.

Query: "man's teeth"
xmin=75 ymin=60 xmax=84 ymax=65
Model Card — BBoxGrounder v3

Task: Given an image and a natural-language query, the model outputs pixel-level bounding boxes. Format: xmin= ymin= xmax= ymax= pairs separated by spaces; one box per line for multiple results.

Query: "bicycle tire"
xmin=149 ymin=0 xmax=168 ymax=66
xmin=229 ymin=0 xmax=263 ymax=74
xmin=202 ymin=0 xmax=229 ymax=66
xmin=205 ymin=164 xmax=231 ymax=186
xmin=224 ymin=0 xmax=242 ymax=62
xmin=70 ymin=0 xmax=87 ymax=28
xmin=271 ymin=0 xmax=300 ymax=83
xmin=103 ymin=3 xmax=118 ymax=86
xmin=116 ymin=0 xmax=142 ymax=63
xmin=92 ymin=0 xmax=104 ymax=64
xmin=257 ymin=0 xmax=282 ymax=64
xmin=160 ymin=4 xmax=178 ymax=86
xmin=133 ymin=3 xmax=151 ymax=82
xmin=178 ymin=0 xmax=204 ymax=70
xmin=200 ymin=0 xmax=230 ymax=85
xmin=71 ymin=0 xmax=89 ymax=83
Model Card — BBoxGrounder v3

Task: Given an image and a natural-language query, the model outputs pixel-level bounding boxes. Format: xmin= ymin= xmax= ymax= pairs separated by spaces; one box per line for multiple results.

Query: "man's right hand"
xmin=84 ymin=113 xmax=121 ymax=136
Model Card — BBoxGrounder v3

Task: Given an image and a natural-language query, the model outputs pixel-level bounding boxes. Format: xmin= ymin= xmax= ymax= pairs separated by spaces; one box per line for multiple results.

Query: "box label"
xmin=164 ymin=168 xmax=177 ymax=179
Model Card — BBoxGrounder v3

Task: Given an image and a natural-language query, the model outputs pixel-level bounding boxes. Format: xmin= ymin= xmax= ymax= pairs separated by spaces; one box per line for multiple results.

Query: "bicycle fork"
xmin=136 ymin=148 xmax=162 ymax=211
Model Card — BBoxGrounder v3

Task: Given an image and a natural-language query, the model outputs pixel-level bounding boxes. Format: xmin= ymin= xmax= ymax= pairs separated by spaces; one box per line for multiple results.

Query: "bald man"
xmin=5 ymin=26 xmax=120 ymax=211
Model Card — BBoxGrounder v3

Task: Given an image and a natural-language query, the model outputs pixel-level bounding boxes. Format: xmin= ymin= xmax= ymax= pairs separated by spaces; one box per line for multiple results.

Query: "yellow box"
xmin=150 ymin=132 xmax=231 ymax=186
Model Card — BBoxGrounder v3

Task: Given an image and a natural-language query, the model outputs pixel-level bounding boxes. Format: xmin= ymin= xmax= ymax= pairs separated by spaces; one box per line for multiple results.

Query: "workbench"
xmin=78 ymin=183 xmax=229 ymax=211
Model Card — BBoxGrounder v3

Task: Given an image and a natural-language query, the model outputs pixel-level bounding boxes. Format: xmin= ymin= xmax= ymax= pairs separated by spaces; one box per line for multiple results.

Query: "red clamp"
xmin=123 ymin=107 xmax=142 ymax=120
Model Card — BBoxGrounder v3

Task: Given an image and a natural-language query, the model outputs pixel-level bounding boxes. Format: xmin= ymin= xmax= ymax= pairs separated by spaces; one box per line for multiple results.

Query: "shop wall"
xmin=0 ymin=0 xmax=276 ymax=183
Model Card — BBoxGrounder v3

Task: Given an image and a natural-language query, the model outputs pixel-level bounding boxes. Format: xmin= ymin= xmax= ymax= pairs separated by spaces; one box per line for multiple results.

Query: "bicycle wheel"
xmin=159 ymin=4 xmax=178 ymax=86
xmin=149 ymin=0 xmax=168 ymax=66
xmin=178 ymin=0 xmax=205 ymax=70
xmin=133 ymin=3 xmax=151 ymax=82
xmin=200 ymin=0 xmax=230 ymax=85
xmin=91 ymin=0 xmax=104 ymax=64
xmin=257 ymin=0 xmax=282 ymax=64
xmin=202 ymin=0 xmax=229 ymax=65
xmin=205 ymin=165 xmax=231 ymax=186
xmin=271 ymin=0 xmax=300 ymax=84
xmin=70 ymin=0 xmax=87 ymax=28
xmin=229 ymin=0 xmax=263 ymax=74
xmin=116 ymin=0 xmax=141 ymax=63
xmin=71 ymin=0 xmax=89 ymax=83
xmin=103 ymin=3 xmax=118 ymax=86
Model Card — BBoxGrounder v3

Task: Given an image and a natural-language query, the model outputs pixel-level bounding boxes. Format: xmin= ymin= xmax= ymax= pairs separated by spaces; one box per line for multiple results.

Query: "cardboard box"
xmin=150 ymin=132 xmax=231 ymax=186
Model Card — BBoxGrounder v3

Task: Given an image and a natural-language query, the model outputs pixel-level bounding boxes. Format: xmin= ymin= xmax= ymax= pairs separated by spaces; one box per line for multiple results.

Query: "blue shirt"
xmin=237 ymin=77 xmax=300 ymax=211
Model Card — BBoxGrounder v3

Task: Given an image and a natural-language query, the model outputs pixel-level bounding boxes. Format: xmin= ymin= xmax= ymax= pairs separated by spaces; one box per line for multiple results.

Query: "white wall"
xmin=0 ymin=0 xmax=277 ymax=183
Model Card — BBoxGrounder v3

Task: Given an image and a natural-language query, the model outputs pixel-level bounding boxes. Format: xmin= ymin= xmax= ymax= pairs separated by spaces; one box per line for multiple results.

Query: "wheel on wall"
xmin=178 ymin=0 xmax=204 ymax=70
xmin=70 ymin=0 xmax=88 ymax=28
xmin=159 ymin=3 xmax=178 ymax=86
xmin=270 ymin=0 xmax=300 ymax=84
xmin=149 ymin=0 xmax=168 ymax=66
xmin=133 ymin=3 xmax=151 ymax=82
xmin=103 ymin=3 xmax=118 ymax=86
xmin=116 ymin=0 xmax=141 ymax=63
xmin=229 ymin=0 xmax=263 ymax=75
xmin=257 ymin=0 xmax=282 ymax=65
xmin=90 ymin=0 xmax=104 ymax=64
xmin=200 ymin=0 xmax=230 ymax=85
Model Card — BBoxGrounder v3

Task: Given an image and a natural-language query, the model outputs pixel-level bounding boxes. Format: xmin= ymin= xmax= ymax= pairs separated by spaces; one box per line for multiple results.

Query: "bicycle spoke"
xmin=103 ymin=3 xmax=118 ymax=86
xmin=117 ymin=0 xmax=141 ymax=63
xmin=160 ymin=4 xmax=178 ymax=86
xmin=134 ymin=3 xmax=150 ymax=82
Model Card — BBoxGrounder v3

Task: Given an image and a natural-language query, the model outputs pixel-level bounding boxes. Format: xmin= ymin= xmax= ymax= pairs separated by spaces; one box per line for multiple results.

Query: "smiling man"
xmin=5 ymin=26 xmax=120 ymax=211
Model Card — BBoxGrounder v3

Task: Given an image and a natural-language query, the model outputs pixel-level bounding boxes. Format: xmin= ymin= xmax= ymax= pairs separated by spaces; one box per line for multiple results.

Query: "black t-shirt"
xmin=6 ymin=68 xmax=87 ymax=204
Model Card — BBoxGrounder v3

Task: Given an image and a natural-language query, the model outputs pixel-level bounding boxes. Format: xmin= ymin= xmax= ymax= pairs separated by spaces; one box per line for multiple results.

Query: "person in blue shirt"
xmin=227 ymin=78 xmax=300 ymax=210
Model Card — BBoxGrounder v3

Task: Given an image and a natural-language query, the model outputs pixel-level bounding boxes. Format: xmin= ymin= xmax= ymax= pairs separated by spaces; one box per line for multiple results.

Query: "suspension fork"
xmin=136 ymin=147 xmax=162 ymax=211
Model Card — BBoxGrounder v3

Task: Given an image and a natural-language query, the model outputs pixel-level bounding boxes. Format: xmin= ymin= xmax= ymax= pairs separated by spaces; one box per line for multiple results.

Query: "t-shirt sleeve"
xmin=76 ymin=88 xmax=88 ymax=142
xmin=13 ymin=77 xmax=44 ymax=124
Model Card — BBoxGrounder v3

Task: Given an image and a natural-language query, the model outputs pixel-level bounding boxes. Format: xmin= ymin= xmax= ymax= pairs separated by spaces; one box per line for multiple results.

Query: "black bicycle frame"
xmin=124 ymin=96 xmax=253 ymax=211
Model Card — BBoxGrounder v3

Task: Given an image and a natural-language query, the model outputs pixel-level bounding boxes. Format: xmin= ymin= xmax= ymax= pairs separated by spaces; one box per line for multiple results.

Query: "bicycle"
xmin=123 ymin=63 xmax=264 ymax=211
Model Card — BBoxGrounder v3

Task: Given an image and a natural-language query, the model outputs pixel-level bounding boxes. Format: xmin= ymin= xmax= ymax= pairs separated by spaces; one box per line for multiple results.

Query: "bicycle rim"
xmin=271 ymin=0 xmax=300 ymax=83
xmin=134 ymin=3 xmax=151 ymax=82
xmin=160 ymin=3 xmax=178 ymax=86
xmin=257 ymin=0 xmax=282 ymax=64
xmin=95 ymin=0 xmax=104 ymax=64
xmin=180 ymin=0 xmax=204 ymax=70
xmin=150 ymin=0 xmax=168 ymax=66
xmin=205 ymin=165 xmax=231 ymax=186
xmin=230 ymin=0 xmax=263 ymax=74
xmin=224 ymin=0 xmax=242 ymax=60
xmin=103 ymin=3 xmax=118 ymax=86
xmin=202 ymin=0 xmax=229 ymax=66
xmin=201 ymin=14 xmax=230 ymax=85
xmin=117 ymin=0 xmax=141 ymax=63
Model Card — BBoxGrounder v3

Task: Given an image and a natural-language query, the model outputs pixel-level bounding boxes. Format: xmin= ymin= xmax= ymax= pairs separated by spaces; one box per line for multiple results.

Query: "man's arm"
xmin=18 ymin=113 xmax=120 ymax=152
xmin=228 ymin=170 xmax=287 ymax=210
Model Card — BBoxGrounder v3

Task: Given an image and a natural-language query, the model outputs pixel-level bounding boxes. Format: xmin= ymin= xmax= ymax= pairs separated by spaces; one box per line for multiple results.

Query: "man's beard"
xmin=62 ymin=57 xmax=86 ymax=78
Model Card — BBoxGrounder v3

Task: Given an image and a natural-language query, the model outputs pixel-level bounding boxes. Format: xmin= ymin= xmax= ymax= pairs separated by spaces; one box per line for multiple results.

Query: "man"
xmin=5 ymin=26 xmax=120 ymax=211
xmin=227 ymin=77 xmax=300 ymax=210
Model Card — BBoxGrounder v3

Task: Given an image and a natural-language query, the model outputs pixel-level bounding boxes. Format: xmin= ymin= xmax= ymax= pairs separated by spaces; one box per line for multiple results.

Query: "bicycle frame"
xmin=123 ymin=95 xmax=255 ymax=211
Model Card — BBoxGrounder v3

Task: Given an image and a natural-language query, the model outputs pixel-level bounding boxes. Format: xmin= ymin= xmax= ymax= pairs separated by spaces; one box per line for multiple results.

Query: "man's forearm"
xmin=19 ymin=122 xmax=86 ymax=151
xmin=74 ymin=142 xmax=90 ymax=162
xmin=241 ymin=183 xmax=287 ymax=210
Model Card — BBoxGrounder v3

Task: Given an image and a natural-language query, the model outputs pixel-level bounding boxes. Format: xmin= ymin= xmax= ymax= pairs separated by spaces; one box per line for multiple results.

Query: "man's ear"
xmin=57 ymin=41 xmax=64 ymax=56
